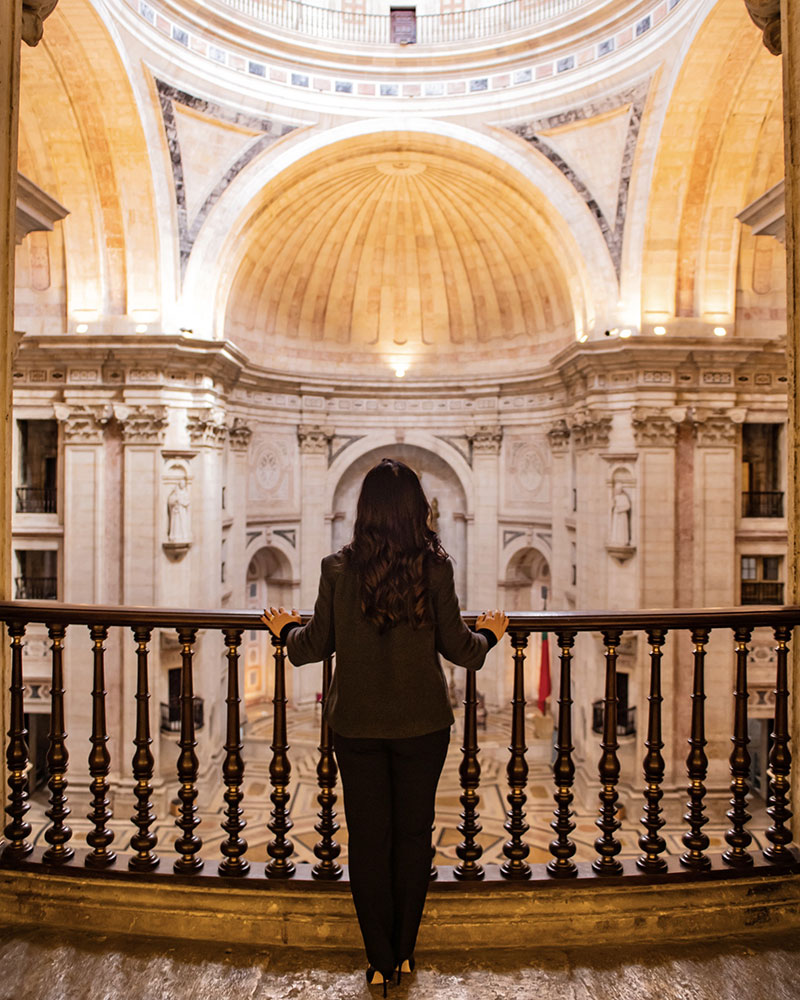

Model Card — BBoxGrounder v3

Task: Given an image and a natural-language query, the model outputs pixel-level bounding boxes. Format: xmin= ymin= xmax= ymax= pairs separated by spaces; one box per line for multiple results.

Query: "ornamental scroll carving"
xmin=546 ymin=419 xmax=570 ymax=452
xmin=114 ymin=404 xmax=168 ymax=445
xmin=743 ymin=0 xmax=781 ymax=56
xmin=297 ymin=424 xmax=333 ymax=455
xmin=187 ymin=407 xmax=227 ymax=447
xmin=22 ymin=0 xmax=59 ymax=47
xmin=53 ymin=403 xmax=111 ymax=444
xmin=468 ymin=425 xmax=503 ymax=454
xmin=631 ymin=408 xmax=685 ymax=448
xmin=569 ymin=410 xmax=612 ymax=450
xmin=228 ymin=418 xmax=252 ymax=452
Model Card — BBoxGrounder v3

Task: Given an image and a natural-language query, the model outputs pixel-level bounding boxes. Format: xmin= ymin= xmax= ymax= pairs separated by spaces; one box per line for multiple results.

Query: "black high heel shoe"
xmin=396 ymin=956 xmax=415 ymax=985
xmin=366 ymin=967 xmax=390 ymax=997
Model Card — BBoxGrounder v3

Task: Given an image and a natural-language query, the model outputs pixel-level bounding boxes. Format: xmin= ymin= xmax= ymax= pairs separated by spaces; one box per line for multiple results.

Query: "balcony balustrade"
xmin=217 ymin=0 xmax=590 ymax=46
xmin=742 ymin=581 xmax=785 ymax=605
xmin=15 ymin=486 xmax=57 ymax=514
xmin=1 ymin=601 xmax=798 ymax=894
xmin=13 ymin=576 xmax=57 ymax=601
xmin=742 ymin=491 xmax=784 ymax=518
xmin=592 ymin=699 xmax=636 ymax=737
xmin=160 ymin=696 xmax=204 ymax=734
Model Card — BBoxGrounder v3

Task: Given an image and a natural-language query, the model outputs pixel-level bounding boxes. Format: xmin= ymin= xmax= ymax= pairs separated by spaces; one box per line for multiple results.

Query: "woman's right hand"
xmin=261 ymin=605 xmax=301 ymax=638
xmin=476 ymin=609 xmax=509 ymax=642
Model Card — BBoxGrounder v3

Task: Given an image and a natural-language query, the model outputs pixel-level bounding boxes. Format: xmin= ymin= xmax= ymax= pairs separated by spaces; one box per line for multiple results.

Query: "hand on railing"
xmin=261 ymin=605 xmax=301 ymax=638
xmin=475 ymin=609 xmax=509 ymax=642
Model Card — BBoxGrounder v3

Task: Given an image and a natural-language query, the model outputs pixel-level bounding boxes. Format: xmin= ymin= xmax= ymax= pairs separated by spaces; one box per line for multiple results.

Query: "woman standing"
xmin=262 ymin=458 xmax=507 ymax=993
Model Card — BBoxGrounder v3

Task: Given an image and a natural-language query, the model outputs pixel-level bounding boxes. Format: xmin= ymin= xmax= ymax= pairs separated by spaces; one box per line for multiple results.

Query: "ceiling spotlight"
xmin=578 ymin=333 xmax=589 ymax=343
xmin=135 ymin=324 xmax=148 ymax=333
xmin=653 ymin=325 xmax=666 ymax=336
xmin=394 ymin=363 xmax=407 ymax=378
xmin=76 ymin=323 xmax=88 ymax=333
xmin=713 ymin=326 xmax=727 ymax=337
xmin=619 ymin=328 xmax=632 ymax=339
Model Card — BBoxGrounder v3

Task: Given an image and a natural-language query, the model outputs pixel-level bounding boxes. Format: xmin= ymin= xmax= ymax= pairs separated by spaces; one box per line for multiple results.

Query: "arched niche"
xmin=243 ymin=546 xmax=295 ymax=708
xmin=502 ymin=546 xmax=551 ymax=612
xmin=329 ymin=443 xmax=469 ymax=603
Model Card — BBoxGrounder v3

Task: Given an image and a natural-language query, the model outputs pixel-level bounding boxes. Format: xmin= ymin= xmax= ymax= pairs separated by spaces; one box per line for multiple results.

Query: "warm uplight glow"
xmin=578 ymin=333 xmax=589 ymax=343
xmin=76 ymin=324 xmax=89 ymax=334
xmin=713 ymin=326 xmax=727 ymax=337
xmin=394 ymin=364 xmax=407 ymax=378
xmin=653 ymin=326 xmax=666 ymax=336
xmin=619 ymin=328 xmax=632 ymax=339
xmin=135 ymin=324 xmax=148 ymax=333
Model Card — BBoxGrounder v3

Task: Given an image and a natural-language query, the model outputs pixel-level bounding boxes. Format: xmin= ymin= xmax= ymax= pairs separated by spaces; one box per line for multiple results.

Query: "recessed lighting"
xmin=619 ymin=328 xmax=632 ymax=339
xmin=713 ymin=326 xmax=727 ymax=337
xmin=76 ymin=323 xmax=88 ymax=333
xmin=135 ymin=324 xmax=148 ymax=333
xmin=394 ymin=364 xmax=407 ymax=378
xmin=653 ymin=325 xmax=666 ymax=336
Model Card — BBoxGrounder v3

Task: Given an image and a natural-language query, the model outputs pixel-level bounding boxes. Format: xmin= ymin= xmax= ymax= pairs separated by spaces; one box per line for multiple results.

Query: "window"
xmin=740 ymin=555 xmax=783 ymax=604
xmin=742 ymin=423 xmax=783 ymax=517
xmin=15 ymin=549 xmax=58 ymax=600
xmin=390 ymin=7 xmax=416 ymax=44
xmin=17 ymin=419 xmax=58 ymax=513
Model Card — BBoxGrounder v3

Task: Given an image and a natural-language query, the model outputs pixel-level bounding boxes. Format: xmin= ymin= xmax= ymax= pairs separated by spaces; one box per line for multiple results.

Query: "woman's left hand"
xmin=261 ymin=605 xmax=301 ymax=638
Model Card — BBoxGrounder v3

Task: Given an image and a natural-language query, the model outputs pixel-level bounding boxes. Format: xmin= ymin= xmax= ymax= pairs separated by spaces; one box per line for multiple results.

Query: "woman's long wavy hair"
xmin=344 ymin=458 xmax=448 ymax=631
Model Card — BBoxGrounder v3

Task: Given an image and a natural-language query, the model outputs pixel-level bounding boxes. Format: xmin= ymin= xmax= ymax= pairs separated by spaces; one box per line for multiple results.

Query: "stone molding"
xmin=631 ymin=407 xmax=685 ymax=448
xmin=187 ymin=407 xmax=227 ymax=448
xmin=53 ymin=403 xmax=111 ymax=444
xmin=692 ymin=408 xmax=745 ymax=447
xmin=22 ymin=0 xmax=58 ymax=47
xmin=115 ymin=404 xmax=168 ymax=445
xmin=546 ymin=419 xmax=570 ymax=452
xmin=569 ymin=410 xmax=612 ymax=450
xmin=228 ymin=418 xmax=253 ymax=451
xmin=469 ymin=425 xmax=503 ymax=454
xmin=15 ymin=173 xmax=68 ymax=244
xmin=743 ymin=0 xmax=781 ymax=56
xmin=297 ymin=424 xmax=333 ymax=455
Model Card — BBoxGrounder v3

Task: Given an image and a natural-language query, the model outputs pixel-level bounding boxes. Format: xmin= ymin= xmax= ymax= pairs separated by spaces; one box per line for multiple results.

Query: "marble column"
xmin=227 ymin=419 xmax=252 ymax=610
xmin=546 ymin=420 xmax=572 ymax=607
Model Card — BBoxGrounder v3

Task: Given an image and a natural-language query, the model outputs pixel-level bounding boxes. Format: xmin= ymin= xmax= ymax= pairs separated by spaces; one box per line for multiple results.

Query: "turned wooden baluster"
xmin=43 ymin=622 xmax=74 ymax=864
xmin=219 ymin=628 xmax=249 ymax=876
xmin=723 ymin=625 xmax=754 ymax=868
xmin=312 ymin=655 xmax=342 ymax=880
xmin=86 ymin=624 xmax=116 ymax=868
xmin=174 ymin=627 xmax=203 ymax=873
xmin=500 ymin=630 xmax=530 ymax=880
xmin=637 ymin=627 xmax=667 ymax=872
xmin=454 ymin=668 xmax=484 ymax=880
xmin=681 ymin=626 xmax=711 ymax=870
xmin=129 ymin=625 xmax=159 ymax=872
xmin=3 ymin=620 xmax=33 ymax=860
xmin=593 ymin=627 xmax=623 ymax=875
xmin=547 ymin=629 xmax=577 ymax=878
xmin=764 ymin=624 xmax=793 ymax=862
xmin=266 ymin=633 xmax=295 ymax=878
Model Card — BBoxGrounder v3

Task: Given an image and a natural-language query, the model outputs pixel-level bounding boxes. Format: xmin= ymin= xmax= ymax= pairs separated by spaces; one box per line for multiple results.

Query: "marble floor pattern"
xmin=20 ymin=705 xmax=772 ymax=869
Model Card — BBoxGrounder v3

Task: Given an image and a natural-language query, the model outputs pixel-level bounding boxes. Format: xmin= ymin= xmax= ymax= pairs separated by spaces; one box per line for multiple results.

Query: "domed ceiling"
xmin=224 ymin=133 xmax=583 ymax=376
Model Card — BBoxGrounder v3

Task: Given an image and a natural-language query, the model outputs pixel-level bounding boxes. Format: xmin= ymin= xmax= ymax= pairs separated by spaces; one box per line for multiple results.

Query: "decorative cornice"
xmin=53 ymin=403 xmax=111 ymax=444
xmin=546 ymin=419 xmax=570 ymax=452
xmin=228 ymin=417 xmax=253 ymax=451
xmin=187 ymin=407 xmax=227 ymax=447
xmin=297 ymin=424 xmax=333 ymax=455
xmin=469 ymin=425 xmax=503 ymax=454
xmin=16 ymin=173 xmax=68 ymax=244
xmin=743 ymin=0 xmax=781 ymax=55
xmin=631 ymin=407 xmax=685 ymax=448
xmin=115 ymin=404 xmax=168 ymax=445
xmin=22 ymin=0 xmax=58 ymax=47
xmin=569 ymin=410 xmax=612 ymax=450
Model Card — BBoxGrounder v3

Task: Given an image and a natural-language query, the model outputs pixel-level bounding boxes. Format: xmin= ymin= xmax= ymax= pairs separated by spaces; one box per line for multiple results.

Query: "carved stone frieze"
xmin=692 ymin=408 xmax=744 ymax=447
xmin=631 ymin=408 xmax=684 ymax=448
xmin=53 ymin=402 xmax=111 ymax=444
xmin=546 ymin=419 xmax=570 ymax=452
xmin=469 ymin=425 xmax=503 ymax=454
xmin=22 ymin=0 xmax=59 ymax=47
xmin=187 ymin=407 xmax=227 ymax=447
xmin=115 ymin=404 xmax=168 ymax=445
xmin=743 ymin=0 xmax=781 ymax=55
xmin=228 ymin=418 xmax=253 ymax=451
xmin=297 ymin=424 xmax=333 ymax=455
xmin=569 ymin=410 xmax=612 ymax=450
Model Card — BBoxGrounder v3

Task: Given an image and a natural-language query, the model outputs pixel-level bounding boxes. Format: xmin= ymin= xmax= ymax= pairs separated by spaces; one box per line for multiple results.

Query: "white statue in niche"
xmin=610 ymin=484 xmax=632 ymax=546
xmin=167 ymin=477 xmax=191 ymax=543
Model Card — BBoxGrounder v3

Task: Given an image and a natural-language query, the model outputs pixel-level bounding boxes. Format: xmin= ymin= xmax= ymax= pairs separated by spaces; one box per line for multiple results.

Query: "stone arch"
xmin=242 ymin=545 xmax=295 ymax=707
xmin=501 ymin=546 xmax=551 ymax=613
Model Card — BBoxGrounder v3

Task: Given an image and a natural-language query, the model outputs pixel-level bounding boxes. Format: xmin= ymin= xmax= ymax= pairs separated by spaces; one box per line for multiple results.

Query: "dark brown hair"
xmin=344 ymin=458 xmax=448 ymax=631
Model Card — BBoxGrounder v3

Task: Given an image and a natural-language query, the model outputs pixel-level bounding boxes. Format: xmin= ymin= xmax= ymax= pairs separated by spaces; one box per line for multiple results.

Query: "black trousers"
xmin=333 ymin=726 xmax=450 ymax=972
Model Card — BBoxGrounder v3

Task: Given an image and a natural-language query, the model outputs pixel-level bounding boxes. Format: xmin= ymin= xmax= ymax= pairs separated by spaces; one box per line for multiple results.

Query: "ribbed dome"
xmin=224 ymin=134 xmax=579 ymax=375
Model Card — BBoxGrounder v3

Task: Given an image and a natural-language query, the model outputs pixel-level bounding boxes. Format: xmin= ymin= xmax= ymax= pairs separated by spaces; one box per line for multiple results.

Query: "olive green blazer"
xmin=286 ymin=551 xmax=492 ymax=739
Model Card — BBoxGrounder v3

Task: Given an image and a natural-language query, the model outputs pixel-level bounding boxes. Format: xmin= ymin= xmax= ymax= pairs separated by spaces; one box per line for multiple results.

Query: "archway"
xmin=243 ymin=546 xmax=294 ymax=707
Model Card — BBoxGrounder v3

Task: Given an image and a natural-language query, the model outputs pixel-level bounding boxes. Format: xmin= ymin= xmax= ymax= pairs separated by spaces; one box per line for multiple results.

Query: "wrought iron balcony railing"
xmin=742 ymin=491 xmax=784 ymax=518
xmin=13 ymin=576 xmax=57 ymax=600
xmin=592 ymin=699 xmax=636 ymax=737
xmin=15 ymin=486 xmax=57 ymax=514
xmin=741 ymin=581 xmax=784 ymax=605
xmin=1 ymin=601 xmax=798 ymax=887
xmin=160 ymin=696 xmax=204 ymax=733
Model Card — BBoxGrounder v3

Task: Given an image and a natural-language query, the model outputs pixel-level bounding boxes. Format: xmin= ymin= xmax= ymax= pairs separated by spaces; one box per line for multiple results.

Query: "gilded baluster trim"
xmin=547 ymin=629 xmax=577 ymax=878
xmin=3 ymin=621 xmax=33 ymax=860
xmin=593 ymin=628 xmax=623 ymax=875
xmin=637 ymin=628 xmax=667 ymax=872
xmin=454 ymin=668 xmax=484 ymax=880
xmin=681 ymin=627 xmax=711 ymax=870
xmin=266 ymin=634 xmax=295 ymax=878
xmin=86 ymin=624 xmax=116 ymax=868
xmin=129 ymin=625 xmax=159 ymax=872
xmin=723 ymin=625 xmax=754 ymax=868
xmin=312 ymin=655 xmax=342 ymax=880
xmin=173 ymin=627 xmax=203 ymax=873
xmin=219 ymin=628 xmax=249 ymax=876
xmin=500 ymin=630 xmax=531 ymax=880
xmin=43 ymin=622 xmax=74 ymax=864
xmin=764 ymin=625 xmax=793 ymax=861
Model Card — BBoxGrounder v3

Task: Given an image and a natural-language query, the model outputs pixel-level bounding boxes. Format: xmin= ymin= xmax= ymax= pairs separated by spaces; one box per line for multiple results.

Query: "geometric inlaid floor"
xmin=20 ymin=706 xmax=772 ymax=869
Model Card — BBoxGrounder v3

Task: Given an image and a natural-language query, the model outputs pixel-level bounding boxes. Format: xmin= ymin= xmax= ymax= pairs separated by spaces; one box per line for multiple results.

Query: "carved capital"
xmin=469 ymin=425 xmax=503 ymax=454
xmin=228 ymin=418 xmax=253 ymax=451
xmin=297 ymin=424 xmax=332 ymax=455
xmin=187 ymin=407 xmax=227 ymax=448
xmin=743 ymin=0 xmax=781 ymax=55
xmin=569 ymin=410 xmax=612 ymax=450
xmin=22 ymin=0 xmax=59 ymax=47
xmin=692 ymin=409 xmax=743 ymax=447
xmin=114 ymin=404 xmax=168 ymax=445
xmin=546 ymin=419 xmax=570 ymax=452
xmin=631 ymin=408 xmax=684 ymax=448
xmin=53 ymin=403 xmax=111 ymax=444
